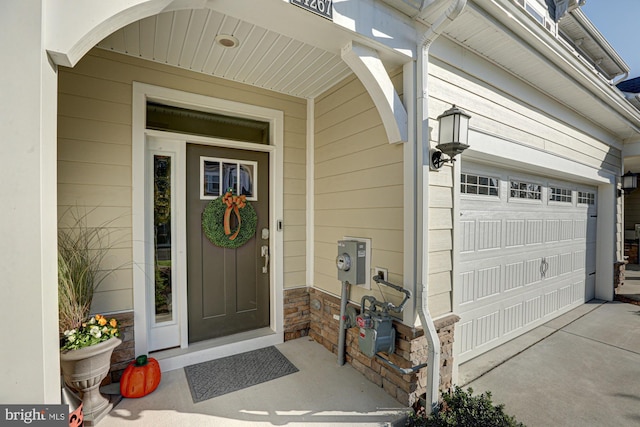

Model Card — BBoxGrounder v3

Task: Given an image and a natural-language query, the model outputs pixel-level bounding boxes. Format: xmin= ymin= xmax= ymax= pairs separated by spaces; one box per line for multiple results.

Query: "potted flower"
xmin=58 ymin=208 xmax=123 ymax=425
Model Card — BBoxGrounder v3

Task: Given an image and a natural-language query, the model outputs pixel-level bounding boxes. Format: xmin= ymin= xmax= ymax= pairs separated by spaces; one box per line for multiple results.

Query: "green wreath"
xmin=202 ymin=191 xmax=257 ymax=249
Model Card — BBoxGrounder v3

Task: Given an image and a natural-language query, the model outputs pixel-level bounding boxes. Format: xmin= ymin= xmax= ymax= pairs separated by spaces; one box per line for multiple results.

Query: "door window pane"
xmin=203 ymin=160 xmax=220 ymax=197
xmin=239 ymin=164 xmax=254 ymax=198
xmin=154 ymin=155 xmax=173 ymax=323
xmin=201 ymin=156 xmax=258 ymax=200
xmin=222 ymin=162 xmax=238 ymax=194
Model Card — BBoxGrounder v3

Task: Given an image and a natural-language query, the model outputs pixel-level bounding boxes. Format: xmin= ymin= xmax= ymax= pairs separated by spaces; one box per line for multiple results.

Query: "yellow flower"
xmin=98 ymin=317 xmax=107 ymax=326
xmin=110 ymin=328 xmax=118 ymax=335
xmin=95 ymin=314 xmax=102 ymax=321
xmin=109 ymin=318 xmax=117 ymax=328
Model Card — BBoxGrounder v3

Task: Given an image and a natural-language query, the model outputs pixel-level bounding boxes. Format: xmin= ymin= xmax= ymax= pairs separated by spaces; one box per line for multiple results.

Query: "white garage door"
xmin=455 ymin=163 xmax=597 ymax=363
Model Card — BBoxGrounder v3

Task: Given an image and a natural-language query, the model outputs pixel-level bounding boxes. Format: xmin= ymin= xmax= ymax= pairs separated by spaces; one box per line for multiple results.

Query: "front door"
xmin=186 ymin=144 xmax=270 ymax=343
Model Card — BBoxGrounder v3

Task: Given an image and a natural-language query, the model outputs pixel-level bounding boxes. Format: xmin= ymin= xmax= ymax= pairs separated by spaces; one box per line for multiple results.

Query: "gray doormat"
xmin=184 ymin=346 xmax=298 ymax=403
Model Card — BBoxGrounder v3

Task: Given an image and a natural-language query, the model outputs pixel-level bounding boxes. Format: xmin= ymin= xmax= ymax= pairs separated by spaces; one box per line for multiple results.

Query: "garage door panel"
xmin=456 ymin=163 xmax=596 ymax=364
xmin=526 ymin=219 xmax=544 ymax=245
xmin=476 ymin=311 xmax=500 ymax=350
xmin=460 ymin=215 xmax=586 ymax=258
xmin=505 ymin=260 xmax=524 ymax=291
xmin=456 ymin=276 xmax=584 ymax=361
xmin=573 ymin=250 xmax=586 ymax=271
xmin=524 ymin=295 xmax=543 ymax=325
xmin=505 ymin=219 xmax=526 ymax=247
xmin=478 ymin=220 xmax=502 ymax=251
xmin=460 ymin=220 xmax=475 ymax=253
xmin=574 ymin=219 xmax=587 ymax=239
xmin=504 ymin=302 xmax=524 ymax=335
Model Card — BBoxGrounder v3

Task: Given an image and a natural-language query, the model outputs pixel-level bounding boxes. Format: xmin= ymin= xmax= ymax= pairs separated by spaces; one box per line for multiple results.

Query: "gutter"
xmin=414 ymin=0 xmax=467 ymax=413
xmin=568 ymin=8 xmax=630 ymax=80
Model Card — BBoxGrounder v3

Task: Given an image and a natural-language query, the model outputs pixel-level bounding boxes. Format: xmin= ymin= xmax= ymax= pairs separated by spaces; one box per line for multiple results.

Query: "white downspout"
xmin=415 ymin=0 xmax=467 ymax=413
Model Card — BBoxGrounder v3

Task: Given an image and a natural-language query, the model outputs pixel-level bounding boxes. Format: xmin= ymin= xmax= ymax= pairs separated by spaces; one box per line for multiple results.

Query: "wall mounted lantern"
xmin=621 ymin=170 xmax=638 ymax=195
xmin=431 ymin=105 xmax=471 ymax=169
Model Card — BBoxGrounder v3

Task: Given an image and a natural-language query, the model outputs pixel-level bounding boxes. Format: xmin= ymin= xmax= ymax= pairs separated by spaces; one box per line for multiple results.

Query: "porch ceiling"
xmin=97 ymin=8 xmax=354 ymax=99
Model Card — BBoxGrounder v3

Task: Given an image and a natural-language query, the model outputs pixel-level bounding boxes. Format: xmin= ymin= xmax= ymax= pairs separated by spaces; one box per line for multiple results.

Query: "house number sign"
xmin=290 ymin=0 xmax=333 ymax=20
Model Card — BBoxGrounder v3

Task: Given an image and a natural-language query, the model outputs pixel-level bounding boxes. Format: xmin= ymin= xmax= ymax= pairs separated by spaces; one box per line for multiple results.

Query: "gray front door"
xmin=186 ymin=144 xmax=270 ymax=343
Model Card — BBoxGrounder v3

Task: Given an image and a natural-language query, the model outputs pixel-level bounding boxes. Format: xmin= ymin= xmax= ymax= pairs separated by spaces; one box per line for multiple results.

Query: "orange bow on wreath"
xmin=222 ymin=191 xmax=247 ymax=240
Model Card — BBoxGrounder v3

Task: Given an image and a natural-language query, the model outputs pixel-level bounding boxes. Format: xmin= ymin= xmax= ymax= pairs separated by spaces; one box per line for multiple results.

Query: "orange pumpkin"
xmin=120 ymin=355 xmax=161 ymax=398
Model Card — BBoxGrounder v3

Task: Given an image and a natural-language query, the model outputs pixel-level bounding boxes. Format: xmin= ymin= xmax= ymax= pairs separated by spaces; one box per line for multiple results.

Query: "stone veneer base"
xmin=296 ymin=287 xmax=459 ymax=406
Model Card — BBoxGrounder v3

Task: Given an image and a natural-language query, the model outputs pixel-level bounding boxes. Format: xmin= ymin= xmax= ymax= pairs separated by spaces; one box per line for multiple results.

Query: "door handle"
xmin=261 ymin=245 xmax=269 ymax=274
xmin=540 ymin=257 xmax=549 ymax=278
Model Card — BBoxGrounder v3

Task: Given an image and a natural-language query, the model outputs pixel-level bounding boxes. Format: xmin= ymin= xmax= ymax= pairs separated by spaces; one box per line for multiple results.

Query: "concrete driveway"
xmin=460 ymin=301 xmax=640 ymax=427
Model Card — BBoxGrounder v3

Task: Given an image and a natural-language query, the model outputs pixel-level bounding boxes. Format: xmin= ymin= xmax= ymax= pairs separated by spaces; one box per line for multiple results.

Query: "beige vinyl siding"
xmin=429 ymin=57 xmax=622 ymax=172
xmin=313 ymin=72 xmax=405 ymax=309
xmin=57 ymin=48 xmax=307 ymax=313
xmin=428 ymin=165 xmax=454 ymax=317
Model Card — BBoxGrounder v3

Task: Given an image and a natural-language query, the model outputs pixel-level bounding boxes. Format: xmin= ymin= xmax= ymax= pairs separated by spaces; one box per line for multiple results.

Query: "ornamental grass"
xmin=58 ymin=207 xmax=122 ymax=337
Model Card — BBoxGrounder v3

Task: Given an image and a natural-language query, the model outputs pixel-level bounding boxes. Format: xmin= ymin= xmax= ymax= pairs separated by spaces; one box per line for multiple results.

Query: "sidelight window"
xmin=153 ymin=155 xmax=173 ymax=323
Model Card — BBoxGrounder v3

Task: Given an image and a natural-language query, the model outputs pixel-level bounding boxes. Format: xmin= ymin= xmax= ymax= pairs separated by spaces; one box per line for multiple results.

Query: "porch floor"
xmin=101 ymin=337 xmax=409 ymax=426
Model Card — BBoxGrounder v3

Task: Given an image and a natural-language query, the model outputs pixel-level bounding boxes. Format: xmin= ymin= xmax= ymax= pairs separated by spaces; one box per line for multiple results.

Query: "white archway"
xmin=46 ymin=0 xmax=207 ymax=67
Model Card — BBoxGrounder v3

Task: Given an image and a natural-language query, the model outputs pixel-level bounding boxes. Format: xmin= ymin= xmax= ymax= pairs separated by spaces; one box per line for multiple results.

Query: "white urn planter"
xmin=60 ymin=337 xmax=122 ymax=426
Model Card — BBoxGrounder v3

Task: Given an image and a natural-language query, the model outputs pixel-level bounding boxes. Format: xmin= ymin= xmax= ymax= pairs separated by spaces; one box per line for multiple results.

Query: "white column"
xmin=596 ymin=183 xmax=615 ymax=301
xmin=0 ymin=0 xmax=60 ymax=403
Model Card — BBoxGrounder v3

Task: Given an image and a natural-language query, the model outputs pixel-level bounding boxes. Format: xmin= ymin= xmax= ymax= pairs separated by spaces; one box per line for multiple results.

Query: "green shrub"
xmin=407 ymin=386 xmax=525 ymax=427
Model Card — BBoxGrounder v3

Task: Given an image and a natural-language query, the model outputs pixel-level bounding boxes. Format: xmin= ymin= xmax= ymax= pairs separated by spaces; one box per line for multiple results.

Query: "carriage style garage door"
xmin=455 ymin=163 xmax=597 ymax=363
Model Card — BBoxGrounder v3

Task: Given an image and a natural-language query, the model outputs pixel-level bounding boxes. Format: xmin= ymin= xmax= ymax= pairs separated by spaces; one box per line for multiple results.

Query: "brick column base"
xmin=284 ymin=287 xmax=311 ymax=340
xmin=308 ymin=287 xmax=460 ymax=406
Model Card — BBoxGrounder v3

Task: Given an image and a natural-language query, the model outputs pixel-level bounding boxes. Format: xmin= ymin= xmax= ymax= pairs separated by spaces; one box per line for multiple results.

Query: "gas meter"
xmin=336 ymin=240 xmax=366 ymax=285
xmin=357 ymin=305 xmax=396 ymax=357
xmin=356 ymin=276 xmax=411 ymax=358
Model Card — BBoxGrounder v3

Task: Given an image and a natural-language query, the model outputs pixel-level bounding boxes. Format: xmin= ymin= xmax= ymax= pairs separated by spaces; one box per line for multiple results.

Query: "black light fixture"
xmin=431 ymin=105 xmax=471 ymax=169
xmin=621 ymin=170 xmax=638 ymax=195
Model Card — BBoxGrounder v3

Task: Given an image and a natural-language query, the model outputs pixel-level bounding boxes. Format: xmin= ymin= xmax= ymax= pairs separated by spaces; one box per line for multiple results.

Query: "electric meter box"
xmin=336 ymin=240 xmax=367 ymax=285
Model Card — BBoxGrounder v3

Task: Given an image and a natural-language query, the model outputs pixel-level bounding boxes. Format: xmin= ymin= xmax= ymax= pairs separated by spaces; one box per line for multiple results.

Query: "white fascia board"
xmin=341 ymin=41 xmax=408 ymax=144
xmin=567 ymin=8 xmax=629 ymax=74
xmin=333 ymin=0 xmax=418 ymax=59
xmin=466 ymin=128 xmax=616 ymax=185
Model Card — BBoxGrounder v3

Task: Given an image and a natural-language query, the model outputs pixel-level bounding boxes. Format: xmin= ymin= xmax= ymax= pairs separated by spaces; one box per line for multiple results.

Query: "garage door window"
xmin=510 ymin=180 xmax=541 ymax=200
xmin=550 ymin=187 xmax=572 ymax=203
xmin=578 ymin=191 xmax=595 ymax=205
xmin=461 ymin=173 xmax=499 ymax=196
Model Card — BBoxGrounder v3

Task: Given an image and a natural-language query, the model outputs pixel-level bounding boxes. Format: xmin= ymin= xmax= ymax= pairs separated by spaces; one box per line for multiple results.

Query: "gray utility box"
xmin=336 ymin=240 xmax=367 ymax=285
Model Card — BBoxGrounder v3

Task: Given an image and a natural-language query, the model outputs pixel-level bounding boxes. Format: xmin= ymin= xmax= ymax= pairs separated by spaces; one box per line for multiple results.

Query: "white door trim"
xmin=132 ymin=82 xmax=284 ymax=369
